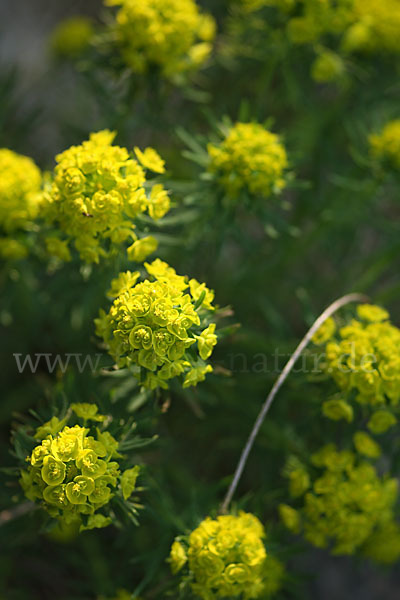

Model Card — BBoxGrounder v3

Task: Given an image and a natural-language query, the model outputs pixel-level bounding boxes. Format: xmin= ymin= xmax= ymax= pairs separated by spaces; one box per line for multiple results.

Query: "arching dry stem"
xmin=220 ymin=292 xmax=368 ymax=514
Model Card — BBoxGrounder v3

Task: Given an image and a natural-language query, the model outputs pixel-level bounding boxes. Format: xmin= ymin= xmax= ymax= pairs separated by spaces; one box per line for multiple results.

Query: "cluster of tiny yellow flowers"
xmin=207 ymin=122 xmax=288 ymax=199
xmin=362 ymin=520 xmax=400 ymax=565
xmin=311 ymin=48 xmax=345 ymax=83
xmin=346 ymin=0 xmax=400 ymax=54
xmin=369 ymin=120 xmax=400 ymax=171
xmin=0 ymin=148 xmax=42 ymax=259
xmin=43 ymin=130 xmax=168 ymax=263
xmin=19 ymin=403 xmax=140 ymax=531
xmin=50 ymin=16 xmax=95 ymax=58
xmin=104 ymin=0 xmax=215 ymax=77
xmin=312 ymin=305 xmax=400 ymax=433
xmin=246 ymin=0 xmax=400 ymax=81
xmin=95 ymin=259 xmax=218 ymax=390
xmin=275 ymin=0 xmax=400 ymax=54
xmin=169 ymin=512 xmax=284 ymax=599
xmin=283 ymin=1 xmax=356 ymax=46
xmin=311 ymin=316 xmax=336 ymax=345
xmin=279 ymin=443 xmax=399 ymax=557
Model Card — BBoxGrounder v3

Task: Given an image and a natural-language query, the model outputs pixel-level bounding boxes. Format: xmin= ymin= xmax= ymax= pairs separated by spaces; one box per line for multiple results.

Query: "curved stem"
xmin=220 ymin=292 xmax=368 ymax=514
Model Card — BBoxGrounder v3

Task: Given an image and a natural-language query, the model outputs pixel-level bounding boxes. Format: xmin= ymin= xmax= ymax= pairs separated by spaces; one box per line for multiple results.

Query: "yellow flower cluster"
xmin=311 ymin=316 xmax=336 ymax=345
xmin=363 ymin=520 xmax=400 ymax=565
xmin=104 ymin=0 xmax=215 ymax=77
xmin=44 ymin=130 xmax=169 ymax=263
xmin=271 ymin=0 xmax=400 ymax=54
xmin=50 ymin=16 xmax=94 ymax=58
xmin=283 ymin=1 xmax=354 ymax=46
xmin=345 ymin=0 xmax=400 ymax=54
xmin=169 ymin=512 xmax=284 ymax=599
xmin=311 ymin=48 xmax=345 ymax=83
xmin=0 ymin=148 xmax=42 ymax=259
xmin=369 ymin=120 xmax=400 ymax=170
xmin=19 ymin=403 xmax=140 ymax=531
xmin=95 ymin=259 xmax=218 ymax=390
xmin=313 ymin=304 xmax=400 ymax=433
xmin=207 ymin=122 xmax=288 ymax=199
xmin=248 ymin=0 xmax=400 ymax=80
xmin=279 ymin=444 xmax=399 ymax=557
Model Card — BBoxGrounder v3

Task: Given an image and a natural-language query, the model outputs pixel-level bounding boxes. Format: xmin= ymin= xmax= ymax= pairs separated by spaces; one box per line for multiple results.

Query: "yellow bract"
xmin=207 ymin=122 xmax=288 ymax=199
xmin=353 ymin=431 xmax=381 ymax=458
xmin=50 ymin=16 xmax=94 ymax=58
xmin=280 ymin=443 xmax=399 ymax=557
xmin=363 ymin=521 xmax=400 ymax=564
xmin=369 ymin=120 xmax=400 ymax=170
xmin=95 ymin=260 xmax=217 ymax=390
xmin=104 ymin=0 xmax=215 ymax=77
xmin=267 ymin=0 xmax=400 ymax=54
xmin=311 ymin=48 xmax=345 ymax=83
xmin=127 ymin=235 xmax=158 ymax=263
xmin=312 ymin=317 xmax=336 ymax=345
xmin=134 ymin=147 xmax=165 ymax=174
xmin=322 ymin=398 xmax=353 ymax=422
xmin=0 ymin=148 xmax=42 ymax=259
xmin=169 ymin=512 xmax=284 ymax=599
xmin=19 ymin=406 xmax=139 ymax=531
xmin=346 ymin=0 xmax=400 ymax=53
xmin=248 ymin=0 xmax=400 ymax=84
xmin=313 ymin=304 xmax=400 ymax=426
xmin=43 ymin=130 xmax=170 ymax=263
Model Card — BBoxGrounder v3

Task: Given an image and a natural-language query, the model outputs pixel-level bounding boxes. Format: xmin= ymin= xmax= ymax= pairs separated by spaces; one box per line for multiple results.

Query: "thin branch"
xmin=220 ymin=292 xmax=368 ymax=514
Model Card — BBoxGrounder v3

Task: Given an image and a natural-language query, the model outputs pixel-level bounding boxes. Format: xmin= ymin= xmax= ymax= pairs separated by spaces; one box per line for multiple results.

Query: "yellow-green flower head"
xmin=50 ymin=16 xmax=94 ymax=58
xmin=280 ymin=444 xmax=398 ymax=556
xmin=104 ymin=0 xmax=215 ymax=77
xmin=267 ymin=0 xmax=400 ymax=64
xmin=207 ymin=122 xmax=288 ymax=199
xmin=362 ymin=520 xmax=400 ymax=565
xmin=95 ymin=259 xmax=218 ymax=390
xmin=369 ymin=120 xmax=400 ymax=171
xmin=169 ymin=512 xmax=284 ymax=599
xmin=283 ymin=1 xmax=354 ymax=45
xmin=352 ymin=431 xmax=381 ymax=458
xmin=367 ymin=410 xmax=397 ymax=435
xmin=0 ymin=148 xmax=42 ymax=259
xmin=19 ymin=403 xmax=140 ymax=531
xmin=283 ymin=457 xmax=310 ymax=498
xmin=322 ymin=397 xmax=354 ymax=423
xmin=313 ymin=304 xmax=400 ymax=424
xmin=311 ymin=48 xmax=345 ymax=82
xmin=343 ymin=0 xmax=400 ymax=54
xmin=43 ymin=130 xmax=169 ymax=263
xmin=127 ymin=235 xmax=158 ymax=263
xmin=312 ymin=316 xmax=336 ymax=345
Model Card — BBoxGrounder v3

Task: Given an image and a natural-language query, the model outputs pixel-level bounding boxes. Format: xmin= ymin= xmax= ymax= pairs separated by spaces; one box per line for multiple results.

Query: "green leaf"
xmin=120 ymin=466 xmax=140 ymax=500
xmin=80 ymin=513 xmax=112 ymax=532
